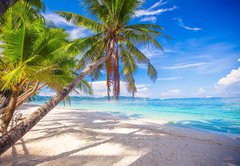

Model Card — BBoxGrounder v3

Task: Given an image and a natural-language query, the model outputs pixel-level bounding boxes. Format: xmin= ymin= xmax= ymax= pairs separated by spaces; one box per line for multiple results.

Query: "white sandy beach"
xmin=0 ymin=104 xmax=240 ymax=166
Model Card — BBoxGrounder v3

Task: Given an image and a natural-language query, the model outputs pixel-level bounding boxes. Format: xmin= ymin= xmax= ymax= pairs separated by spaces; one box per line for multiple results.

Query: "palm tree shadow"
xmin=1 ymin=110 xmax=240 ymax=166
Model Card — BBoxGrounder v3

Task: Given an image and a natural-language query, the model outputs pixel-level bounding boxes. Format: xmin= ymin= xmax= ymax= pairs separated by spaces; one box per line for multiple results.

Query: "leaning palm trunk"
xmin=15 ymin=81 xmax=41 ymax=109
xmin=0 ymin=90 xmax=12 ymax=109
xmin=0 ymin=39 xmax=114 ymax=155
xmin=0 ymin=82 xmax=40 ymax=134
xmin=0 ymin=0 xmax=17 ymax=16
xmin=0 ymin=90 xmax=19 ymax=134
xmin=0 ymin=95 xmax=11 ymax=109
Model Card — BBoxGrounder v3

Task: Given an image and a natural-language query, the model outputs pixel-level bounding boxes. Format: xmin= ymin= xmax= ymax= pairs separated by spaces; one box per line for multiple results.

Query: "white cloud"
xmin=148 ymin=0 xmax=167 ymax=10
xmin=135 ymin=6 xmax=177 ymax=17
xmin=157 ymin=77 xmax=181 ymax=81
xmin=215 ymin=67 xmax=240 ymax=89
xmin=42 ymin=12 xmax=74 ymax=27
xmin=238 ymin=58 xmax=240 ymax=62
xmin=140 ymin=16 xmax=157 ymax=23
xmin=140 ymin=45 xmax=162 ymax=58
xmin=38 ymin=88 xmax=56 ymax=96
xmin=67 ymin=27 xmax=87 ymax=40
xmin=134 ymin=0 xmax=176 ymax=23
xmin=166 ymin=41 xmax=239 ymax=75
xmin=174 ymin=18 xmax=202 ymax=31
xmin=89 ymin=81 xmax=151 ymax=98
xmin=160 ymin=89 xmax=182 ymax=98
xmin=42 ymin=12 xmax=91 ymax=41
xmin=162 ymin=62 xmax=207 ymax=70
xmin=193 ymin=88 xmax=208 ymax=97
xmin=197 ymin=88 xmax=206 ymax=94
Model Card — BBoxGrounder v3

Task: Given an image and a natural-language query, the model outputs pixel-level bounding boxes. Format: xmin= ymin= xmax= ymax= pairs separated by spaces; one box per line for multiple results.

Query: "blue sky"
xmin=40 ymin=0 xmax=240 ymax=98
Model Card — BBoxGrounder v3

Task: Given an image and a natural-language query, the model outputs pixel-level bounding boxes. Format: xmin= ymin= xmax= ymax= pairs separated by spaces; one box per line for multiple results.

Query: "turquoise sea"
xmin=31 ymin=96 xmax=240 ymax=136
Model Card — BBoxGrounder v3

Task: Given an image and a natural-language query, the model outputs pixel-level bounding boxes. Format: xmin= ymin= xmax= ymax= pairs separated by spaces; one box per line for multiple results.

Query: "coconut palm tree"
xmin=0 ymin=0 xmax=166 ymax=154
xmin=0 ymin=2 xmax=92 ymax=133
xmin=0 ymin=0 xmax=45 ymax=108
xmin=57 ymin=0 xmax=165 ymax=100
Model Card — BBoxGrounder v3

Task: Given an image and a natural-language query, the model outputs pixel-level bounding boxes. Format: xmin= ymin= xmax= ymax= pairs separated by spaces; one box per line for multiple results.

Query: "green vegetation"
xmin=0 ymin=0 xmax=166 ymax=154
xmin=0 ymin=1 xmax=92 ymax=133
xmin=58 ymin=0 xmax=164 ymax=100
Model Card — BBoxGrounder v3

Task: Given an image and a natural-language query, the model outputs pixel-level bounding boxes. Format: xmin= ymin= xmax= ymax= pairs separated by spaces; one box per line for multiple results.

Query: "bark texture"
xmin=0 ymin=90 xmax=19 ymax=134
xmin=15 ymin=81 xmax=39 ymax=109
xmin=0 ymin=95 xmax=10 ymax=109
xmin=0 ymin=0 xmax=17 ymax=16
xmin=113 ymin=45 xmax=120 ymax=100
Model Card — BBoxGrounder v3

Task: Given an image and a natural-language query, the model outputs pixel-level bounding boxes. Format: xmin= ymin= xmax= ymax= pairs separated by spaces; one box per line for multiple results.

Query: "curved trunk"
xmin=0 ymin=82 xmax=40 ymax=135
xmin=0 ymin=90 xmax=12 ymax=109
xmin=15 ymin=81 xmax=39 ymax=109
xmin=0 ymin=96 xmax=10 ymax=109
xmin=0 ymin=90 xmax=19 ymax=134
xmin=0 ymin=0 xmax=17 ymax=16
xmin=0 ymin=39 xmax=115 ymax=155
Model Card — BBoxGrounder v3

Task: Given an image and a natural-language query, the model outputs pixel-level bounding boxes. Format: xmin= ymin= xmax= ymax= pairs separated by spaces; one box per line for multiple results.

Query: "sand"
xmin=0 ymin=104 xmax=240 ymax=166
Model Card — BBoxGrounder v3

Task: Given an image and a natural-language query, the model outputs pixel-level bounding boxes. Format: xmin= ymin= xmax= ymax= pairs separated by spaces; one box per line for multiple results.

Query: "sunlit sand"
xmin=1 ymin=104 xmax=239 ymax=166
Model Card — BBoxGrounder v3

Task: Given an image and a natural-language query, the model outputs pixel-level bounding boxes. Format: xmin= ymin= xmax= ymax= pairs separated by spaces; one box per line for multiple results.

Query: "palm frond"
xmin=76 ymin=79 xmax=93 ymax=95
xmin=56 ymin=11 xmax=103 ymax=32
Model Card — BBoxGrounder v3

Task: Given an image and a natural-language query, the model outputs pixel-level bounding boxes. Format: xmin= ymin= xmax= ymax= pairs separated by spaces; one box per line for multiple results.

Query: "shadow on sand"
xmin=0 ymin=109 xmax=240 ymax=166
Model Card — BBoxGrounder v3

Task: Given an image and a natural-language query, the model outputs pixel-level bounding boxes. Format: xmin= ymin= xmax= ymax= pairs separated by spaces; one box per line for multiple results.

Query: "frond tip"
xmin=147 ymin=63 xmax=157 ymax=82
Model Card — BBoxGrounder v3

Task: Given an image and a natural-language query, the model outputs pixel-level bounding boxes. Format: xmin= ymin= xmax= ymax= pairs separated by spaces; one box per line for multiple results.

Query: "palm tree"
xmin=0 ymin=1 xmax=92 ymax=133
xmin=0 ymin=0 xmax=166 ymax=154
xmin=57 ymin=0 xmax=164 ymax=100
xmin=0 ymin=0 xmax=46 ymax=108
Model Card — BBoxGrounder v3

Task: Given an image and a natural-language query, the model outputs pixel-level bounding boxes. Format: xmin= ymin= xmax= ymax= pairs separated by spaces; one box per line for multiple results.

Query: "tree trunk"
xmin=0 ymin=39 xmax=115 ymax=155
xmin=0 ymin=90 xmax=19 ymax=134
xmin=106 ymin=58 xmax=112 ymax=101
xmin=15 ymin=81 xmax=39 ymax=109
xmin=0 ymin=95 xmax=10 ymax=109
xmin=113 ymin=44 xmax=120 ymax=100
xmin=0 ymin=82 xmax=40 ymax=135
xmin=0 ymin=0 xmax=17 ymax=16
xmin=0 ymin=90 xmax=12 ymax=109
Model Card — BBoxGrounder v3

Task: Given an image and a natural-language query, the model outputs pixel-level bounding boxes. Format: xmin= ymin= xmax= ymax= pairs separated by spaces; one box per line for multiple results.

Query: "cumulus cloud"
xmin=215 ymin=67 xmax=240 ymax=90
xmin=162 ymin=62 xmax=207 ymax=70
xmin=174 ymin=18 xmax=202 ymax=31
xmin=160 ymin=89 xmax=182 ymax=98
xmin=134 ymin=0 xmax=176 ymax=22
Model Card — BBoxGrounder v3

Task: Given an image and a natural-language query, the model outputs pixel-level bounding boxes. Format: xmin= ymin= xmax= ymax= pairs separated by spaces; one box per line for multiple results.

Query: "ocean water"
xmin=31 ymin=96 xmax=240 ymax=136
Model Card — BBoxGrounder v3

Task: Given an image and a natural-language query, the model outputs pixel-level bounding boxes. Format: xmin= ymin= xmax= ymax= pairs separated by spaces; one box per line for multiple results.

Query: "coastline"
xmin=1 ymin=104 xmax=240 ymax=165
xmin=24 ymin=103 xmax=240 ymax=139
